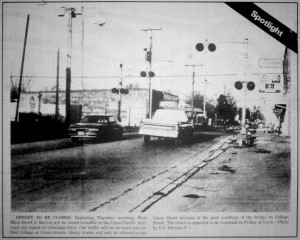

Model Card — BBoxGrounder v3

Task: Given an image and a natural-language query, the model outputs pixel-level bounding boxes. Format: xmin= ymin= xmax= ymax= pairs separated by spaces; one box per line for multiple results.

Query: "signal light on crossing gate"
xmin=247 ymin=81 xmax=255 ymax=91
xmin=112 ymin=88 xmax=119 ymax=94
xmin=195 ymin=43 xmax=204 ymax=52
xmin=140 ymin=71 xmax=147 ymax=77
xmin=208 ymin=43 xmax=216 ymax=52
xmin=149 ymin=71 xmax=155 ymax=77
xmin=112 ymin=88 xmax=129 ymax=94
xmin=234 ymin=81 xmax=243 ymax=90
xmin=196 ymin=42 xmax=216 ymax=52
xmin=120 ymin=88 xmax=129 ymax=94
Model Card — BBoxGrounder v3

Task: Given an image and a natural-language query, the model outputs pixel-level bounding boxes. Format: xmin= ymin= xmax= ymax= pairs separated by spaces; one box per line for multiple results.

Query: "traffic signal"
xmin=140 ymin=71 xmax=147 ymax=77
xmin=247 ymin=81 xmax=255 ymax=91
xmin=112 ymin=88 xmax=119 ymax=94
xmin=234 ymin=81 xmax=243 ymax=90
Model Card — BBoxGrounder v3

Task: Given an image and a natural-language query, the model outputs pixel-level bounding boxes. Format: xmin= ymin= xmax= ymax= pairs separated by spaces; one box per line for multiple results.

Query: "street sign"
xmin=273 ymin=104 xmax=286 ymax=117
xmin=259 ymin=74 xmax=282 ymax=93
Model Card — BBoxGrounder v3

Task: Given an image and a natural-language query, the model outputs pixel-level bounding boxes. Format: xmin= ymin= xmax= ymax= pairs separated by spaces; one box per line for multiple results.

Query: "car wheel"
xmin=144 ymin=135 xmax=150 ymax=143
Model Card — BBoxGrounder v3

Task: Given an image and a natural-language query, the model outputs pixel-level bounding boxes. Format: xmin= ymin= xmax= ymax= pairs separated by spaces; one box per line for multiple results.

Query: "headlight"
xmin=69 ymin=128 xmax=76 ymax=131
xmin=88 ymin=128 xmax=99 ymax=132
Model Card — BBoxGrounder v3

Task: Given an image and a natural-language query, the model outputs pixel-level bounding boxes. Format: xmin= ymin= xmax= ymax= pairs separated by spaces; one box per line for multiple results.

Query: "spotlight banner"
xmin=226 ymin=2 xmax=298 ymax=53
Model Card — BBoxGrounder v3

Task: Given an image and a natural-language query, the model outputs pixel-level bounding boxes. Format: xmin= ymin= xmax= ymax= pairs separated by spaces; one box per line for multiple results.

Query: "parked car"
xmin=139 ymin=109 xmax=194 ymax=143
xmin=68 ymin=115 xmax=124 ymax=143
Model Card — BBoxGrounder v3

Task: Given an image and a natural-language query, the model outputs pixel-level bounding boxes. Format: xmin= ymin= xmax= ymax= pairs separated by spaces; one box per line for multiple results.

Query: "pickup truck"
xmin=139 ymin=109 xmax=194 ymax=143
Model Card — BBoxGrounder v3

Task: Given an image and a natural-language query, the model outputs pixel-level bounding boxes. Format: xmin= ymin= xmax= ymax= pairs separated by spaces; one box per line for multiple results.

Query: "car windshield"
xmin=80 ymin=116 xmax=108 ymax=124
xmin=152 ymin=110 xmax=188 ymax=123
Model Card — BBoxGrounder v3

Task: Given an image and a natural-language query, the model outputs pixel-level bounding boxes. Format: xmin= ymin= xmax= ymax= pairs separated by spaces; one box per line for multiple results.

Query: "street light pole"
xmin=55 ymin=49 xmax=60 ymax=120
xmin=241 ymin=38 xmax=249 ymax=134
xmin=58 ymin=7 xmax=81 ymax=127
xmin=15 ymin=14 xmax=30 ymax=123
xmin=185 ymin=64 xmax=202 ymax=121
xmin=118 ymin=64 xmax=123 ymax=121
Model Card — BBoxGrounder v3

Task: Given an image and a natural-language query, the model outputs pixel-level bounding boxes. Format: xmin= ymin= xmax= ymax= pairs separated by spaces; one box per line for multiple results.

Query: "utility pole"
xmin=58 ymin=7 xmax=82 ymax=127
xmin=81 ymin=6 xmax=85 ymax=91
xmin=241 ymin=38 xmax=249 ymax=134
xmin=55 ymin=49 xmax=60 ymax=120
xmin=118 ymin=63 xmax=123 ymax=121
xmin=141 ymin=28 xmax=162 ymax=118
xmin=185 ymin=64 xmax=202 ymax=122
xmin=15 ymin=15 xmax=30 ymax=122
xmin=261 ymin=97 xmax=269 ymax=125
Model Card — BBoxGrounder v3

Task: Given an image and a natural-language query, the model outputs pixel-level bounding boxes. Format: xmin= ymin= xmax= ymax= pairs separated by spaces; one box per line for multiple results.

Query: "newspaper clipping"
xmin=1 ymin=0 xmax=299 ymax=239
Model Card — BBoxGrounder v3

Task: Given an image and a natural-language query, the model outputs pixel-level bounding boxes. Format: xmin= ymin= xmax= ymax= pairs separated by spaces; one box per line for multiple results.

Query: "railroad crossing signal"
xmin=195 ymin=43 xmax=204 ymax=52
xmin=140 ymin=71 xmax=146 ymax=77
xmin=149 ymin=71 xmax=155 ymax=77
xmin=120 ymin=88 xmax=129 ymax=94
xmin=112 ymin=88 xmax=129 ymax=94
xmin=140 ymin=71 xmax=155 ymax=77
xmin=235 ymin=81 xmax=243 ymax=90
xmin=247 ymin=81 xmax=255 ymax=91
xmin=234 ymin=81 xmax=255 ymax=91
xmin=196 ymin=42 xmax=216 ymax=52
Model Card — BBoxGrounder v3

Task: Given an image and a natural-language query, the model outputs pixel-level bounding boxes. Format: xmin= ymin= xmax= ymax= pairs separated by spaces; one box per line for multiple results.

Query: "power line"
xmin=10 ymin=75 xmax=119 ymax=79
xmin=10 ymin=72 xmax=284 ymax=80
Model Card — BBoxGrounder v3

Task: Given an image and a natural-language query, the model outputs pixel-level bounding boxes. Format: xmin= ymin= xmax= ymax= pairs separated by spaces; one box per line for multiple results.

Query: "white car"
xmin=139 ymin=109 xmax=194 ymax=143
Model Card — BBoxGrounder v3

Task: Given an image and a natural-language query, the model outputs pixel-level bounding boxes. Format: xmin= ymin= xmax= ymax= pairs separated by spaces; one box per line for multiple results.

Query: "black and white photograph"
xmin=1 ymin=0 xmax=298 ymax=238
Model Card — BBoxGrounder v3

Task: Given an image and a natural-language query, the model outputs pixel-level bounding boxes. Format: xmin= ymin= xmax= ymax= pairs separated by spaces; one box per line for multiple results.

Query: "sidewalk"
xmin=11 ymin=130 xmax=140 ymax=155
xmin=150 ymin=132 xmax=291 ymax=212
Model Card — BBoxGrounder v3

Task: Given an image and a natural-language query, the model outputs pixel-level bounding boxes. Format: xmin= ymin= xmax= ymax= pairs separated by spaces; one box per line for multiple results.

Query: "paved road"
xmin=11 ymin=131 xmax=231 ymax=212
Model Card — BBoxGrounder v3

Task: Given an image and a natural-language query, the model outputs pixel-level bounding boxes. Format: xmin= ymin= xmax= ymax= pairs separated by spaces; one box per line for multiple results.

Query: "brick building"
xmin=13 ymin=88 xmax=179 ymax=126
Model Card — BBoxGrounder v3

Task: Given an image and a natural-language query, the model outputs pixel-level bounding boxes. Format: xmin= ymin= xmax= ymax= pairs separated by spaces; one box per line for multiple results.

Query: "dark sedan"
xmin=68 ymin=115 xmax=124 ymax=143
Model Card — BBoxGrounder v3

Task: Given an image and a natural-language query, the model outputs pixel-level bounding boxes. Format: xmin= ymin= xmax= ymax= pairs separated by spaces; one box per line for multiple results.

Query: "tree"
xmin=250 ymin=106 xmax=264 ymax=122
xmin=216 ymin=93 xmax=238 ymax=125
xmin=10 ymin=76 xmax=33 ymax=102
xmin=185 ymin=91 xmax=216 ymax=118
xmin=185 ymin=91 xmax=204 ymax=108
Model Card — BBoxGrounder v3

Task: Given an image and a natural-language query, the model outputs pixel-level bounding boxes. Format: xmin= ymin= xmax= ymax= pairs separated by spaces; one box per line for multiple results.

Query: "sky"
xmin=3 ymin=1 xmax=298 ymax=111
